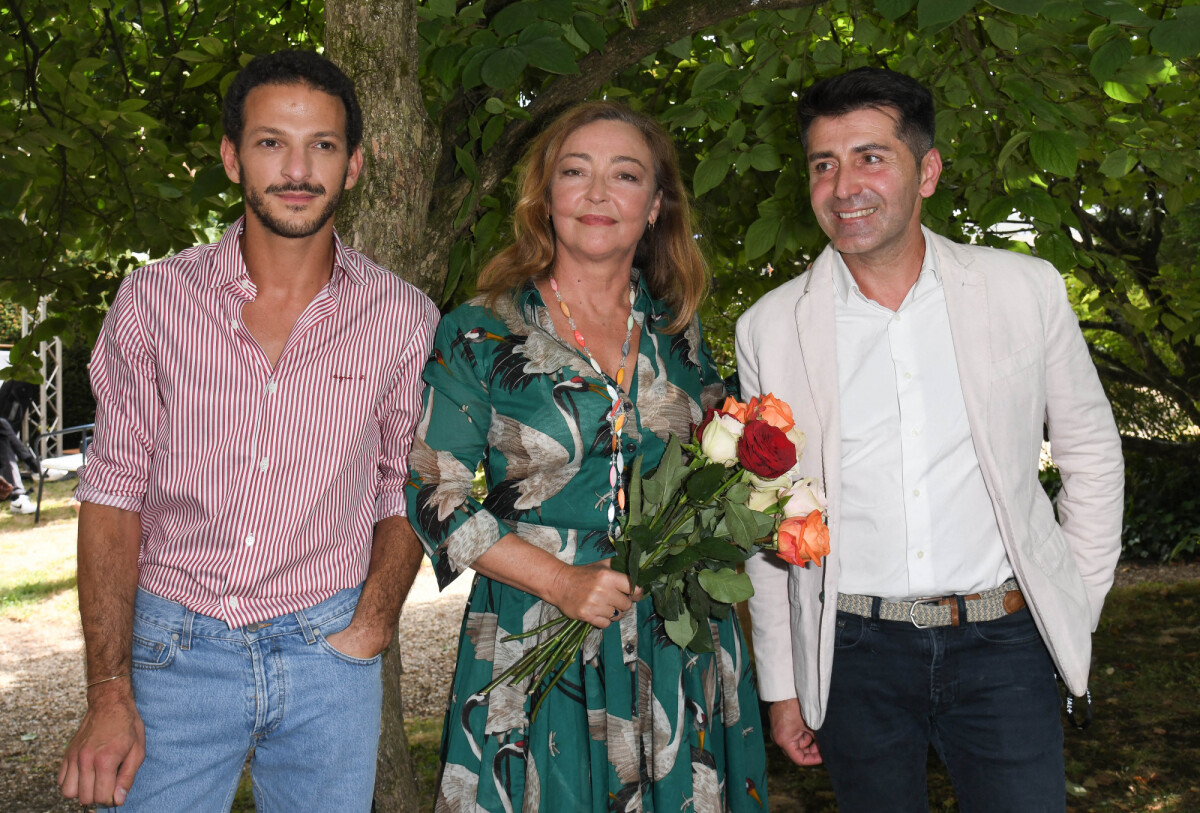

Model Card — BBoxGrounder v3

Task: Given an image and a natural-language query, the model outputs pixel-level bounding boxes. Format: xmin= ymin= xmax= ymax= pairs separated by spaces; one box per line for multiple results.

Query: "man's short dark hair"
xmin=797 ymin=67 xmax=935 ymax=164
xmin=222 ymin=50 xmax=363 ymax=152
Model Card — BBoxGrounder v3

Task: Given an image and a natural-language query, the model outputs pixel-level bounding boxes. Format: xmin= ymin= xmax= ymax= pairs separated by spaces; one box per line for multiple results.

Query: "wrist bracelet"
xmin=86 ymin=672 xmax=131 ymax=689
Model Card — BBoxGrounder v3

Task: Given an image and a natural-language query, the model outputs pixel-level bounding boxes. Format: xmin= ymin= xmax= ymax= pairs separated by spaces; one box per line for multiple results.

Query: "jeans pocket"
xmin=315 ymin=632 xmax=383 ymax=666
xmin=131 ymin=628 xmax=177 ymax=670
xmin=834 ymin=614 xmax=867 ymax=650
xmin=970 ymin=608 xmax=1041 ymax=645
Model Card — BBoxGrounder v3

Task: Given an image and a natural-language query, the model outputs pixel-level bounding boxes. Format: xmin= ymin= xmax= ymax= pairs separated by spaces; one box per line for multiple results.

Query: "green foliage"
xmin=0 ymin=0 xmax=323 ymax=381
xmin=1042 ymin=454 xmax=1200 ymax=561
xmin=0 ymin=302 xmax=22 ymax=344
xmin=5 ymin=0 xmax=1200 ymax=462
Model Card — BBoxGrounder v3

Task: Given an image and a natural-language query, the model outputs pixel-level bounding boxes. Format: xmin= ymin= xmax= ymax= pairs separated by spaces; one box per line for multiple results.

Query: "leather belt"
xmin=837 ymin=578 xmax=1025 ymax=628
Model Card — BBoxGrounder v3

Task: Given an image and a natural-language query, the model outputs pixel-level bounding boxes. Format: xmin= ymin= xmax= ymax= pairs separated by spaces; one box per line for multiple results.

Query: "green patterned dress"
xmin=405 ymin=275 xmax=768 ymax=813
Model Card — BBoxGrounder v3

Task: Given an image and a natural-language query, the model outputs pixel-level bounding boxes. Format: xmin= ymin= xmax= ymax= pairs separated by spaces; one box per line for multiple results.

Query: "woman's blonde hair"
xmin=477 ymin=101 xmax=706 ymax=333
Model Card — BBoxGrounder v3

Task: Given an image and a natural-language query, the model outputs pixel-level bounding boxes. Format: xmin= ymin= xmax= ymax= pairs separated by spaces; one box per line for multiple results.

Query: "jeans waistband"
xmin=134 ymin=586 xmax=363 ymax=647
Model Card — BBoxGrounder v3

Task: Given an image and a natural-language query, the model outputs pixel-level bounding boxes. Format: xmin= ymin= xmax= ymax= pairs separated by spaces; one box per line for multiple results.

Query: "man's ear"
xmin=220 ymin=136 xmax=241 ymax=184
xmin=344 ymin=146 xmax=364 ymax=191
xmin=918 ymin=148 xmax=942 ymax=199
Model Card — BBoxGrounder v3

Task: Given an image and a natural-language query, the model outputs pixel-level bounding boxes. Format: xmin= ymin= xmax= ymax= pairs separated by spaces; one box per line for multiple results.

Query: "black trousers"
xmin=0 ymin=417 xmax=38 ymax=498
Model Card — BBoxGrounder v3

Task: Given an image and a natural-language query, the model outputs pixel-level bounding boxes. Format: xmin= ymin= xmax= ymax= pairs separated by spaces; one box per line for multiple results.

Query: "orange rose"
xmin=719 ymin=396 xmax=750 ymax=423
xmin=775 ymin=510 xmax=830 ymax=567
xmin=747 ymin=393 xmax=795 ymax=432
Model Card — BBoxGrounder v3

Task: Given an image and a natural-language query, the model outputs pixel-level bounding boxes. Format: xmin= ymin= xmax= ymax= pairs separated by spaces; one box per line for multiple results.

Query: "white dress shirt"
xmin=833 ymin=237 xmax=1013 ymax=601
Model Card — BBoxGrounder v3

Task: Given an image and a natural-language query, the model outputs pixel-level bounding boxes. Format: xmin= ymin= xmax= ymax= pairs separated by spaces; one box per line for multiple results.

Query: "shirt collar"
xmin=830 ymin=229 xmax=941 ymax=307
xmin=204 ymin=217 xmax=367 ymax=289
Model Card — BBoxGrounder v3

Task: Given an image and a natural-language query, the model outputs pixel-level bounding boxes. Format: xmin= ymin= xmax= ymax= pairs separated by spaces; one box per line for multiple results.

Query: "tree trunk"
xmin=325 ymin=1 xmax=441 ymax=811
xmin=327 ymin=0 xmax=442 ymax=296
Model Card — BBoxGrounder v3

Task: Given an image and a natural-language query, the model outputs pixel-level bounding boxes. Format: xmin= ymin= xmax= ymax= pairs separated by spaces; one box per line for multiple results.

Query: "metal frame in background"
xmin=20 ymin=299 xmax=64 ymax=459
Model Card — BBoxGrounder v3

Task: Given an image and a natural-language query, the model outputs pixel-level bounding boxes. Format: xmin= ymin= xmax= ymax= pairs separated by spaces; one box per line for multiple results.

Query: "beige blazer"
xmin=736 ymin=229 xmax=1124 ymax=729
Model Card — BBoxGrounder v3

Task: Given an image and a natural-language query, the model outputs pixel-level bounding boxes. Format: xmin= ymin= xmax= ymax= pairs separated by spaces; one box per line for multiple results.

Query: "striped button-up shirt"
xmin=77 ymin=219 xmax=440 ymax=627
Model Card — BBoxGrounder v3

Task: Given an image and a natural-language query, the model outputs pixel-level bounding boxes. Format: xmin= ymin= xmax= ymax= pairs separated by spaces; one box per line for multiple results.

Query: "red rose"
xmin=737 ymin=420 xmax=796 ymax=479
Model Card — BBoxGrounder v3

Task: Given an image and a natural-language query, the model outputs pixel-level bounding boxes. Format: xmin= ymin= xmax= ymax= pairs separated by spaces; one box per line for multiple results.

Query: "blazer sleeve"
xmin=736 ymin=311 xmax=799 ymax=702
xmin=1041 ymin=268 xmax=1124 ymax=628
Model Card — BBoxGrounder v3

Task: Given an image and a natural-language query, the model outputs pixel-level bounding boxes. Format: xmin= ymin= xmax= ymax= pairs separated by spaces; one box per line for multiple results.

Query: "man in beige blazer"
xmin=737 ymin=68 xmax=1124 ymax=812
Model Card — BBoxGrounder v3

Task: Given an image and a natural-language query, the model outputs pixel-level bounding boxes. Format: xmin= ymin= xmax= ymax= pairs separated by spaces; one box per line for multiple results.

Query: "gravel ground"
xmin=1 ymin=558 xmax=1195 ymax=812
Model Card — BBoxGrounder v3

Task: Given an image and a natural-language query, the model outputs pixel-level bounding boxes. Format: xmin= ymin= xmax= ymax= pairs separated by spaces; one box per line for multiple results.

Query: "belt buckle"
xmin=908 ymin=597 xmax=940 ymax=629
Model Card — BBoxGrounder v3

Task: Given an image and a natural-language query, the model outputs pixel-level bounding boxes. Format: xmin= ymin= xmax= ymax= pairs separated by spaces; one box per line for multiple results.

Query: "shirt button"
xmin=913 ymin=489 xmax=921 ymax=497
xmin=266 ymin=379 xmax=277 ymax=394
xmin=904 ymin=372 xmax=913 ymax=380
xmin=917 ymin=550 xmax=925 ymax=559
xmin=912 ymin=429 xmax=920 ymax=437
xmin=228 ymin=596 xmax=239 ymax=610
xmin=245 ymin=534 xmax=255 ymax=546
xmin=894 ymin=314 xmax=902 ymax=323
xmin=258 ymin=458 xmax=269 ymax=472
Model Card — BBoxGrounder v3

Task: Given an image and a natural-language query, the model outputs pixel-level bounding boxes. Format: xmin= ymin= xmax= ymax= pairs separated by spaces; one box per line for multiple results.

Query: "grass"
xmin=760 ymin=584 xmax=1200 ymax=811
xmin=0 ymin=478 xmax=80 ymax=617
xmin=398 ymin=582 xmax=1200 ymax=813
xmin=5 ymin=515 xmax=1197 ymax=811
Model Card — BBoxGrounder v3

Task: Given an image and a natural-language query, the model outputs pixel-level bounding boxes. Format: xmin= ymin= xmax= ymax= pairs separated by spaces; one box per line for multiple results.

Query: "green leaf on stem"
xmin=748 ymin=507 xmax=779 ymax=539
xmin=651 ymin=582 xmax=680 ymax=620
xmin=626 ymin=524 xmax=654 ymax=586
xmin=649 ymin=435 xmax=688 ymax=506
xmin=725 ymin=481 xmax=751 ymax=505
xmin=663 ymin=547 xmax=705 ymax=573
xmin=686 ymin=614 xmax=715 ymax=653
xmin=723 ymin=501 xmax=760 ymax=548
xmin=698 ymin=568 xmax=755 ymax=603
xmin=628 ymin=455 xmax=644 ymax=526
xmin=686 ymin=463 xmax=729 ymax=502
xmin=664 ymin=612 xmax=697 ymax=650
xmin=695 ymin=536 xmax=749 ymax=562
xmin=686 ymin=572 xmax=713 ymax=618
xmin=640 ymin=477 xmax=664 ymax=508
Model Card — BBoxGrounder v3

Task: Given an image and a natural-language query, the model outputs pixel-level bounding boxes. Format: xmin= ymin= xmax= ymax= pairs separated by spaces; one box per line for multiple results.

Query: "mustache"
xmin=264 ymin=182 xmax=326 ymax=196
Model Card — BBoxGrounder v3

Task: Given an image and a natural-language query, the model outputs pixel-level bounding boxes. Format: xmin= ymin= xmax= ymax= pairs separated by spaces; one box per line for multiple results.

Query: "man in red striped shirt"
xmin=58 ymin=50 xmax=439 ymax=811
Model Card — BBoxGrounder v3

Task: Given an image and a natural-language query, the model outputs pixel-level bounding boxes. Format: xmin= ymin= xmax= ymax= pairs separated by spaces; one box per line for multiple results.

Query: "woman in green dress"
xmin=405 ymin=101 xmax=768 ymax=812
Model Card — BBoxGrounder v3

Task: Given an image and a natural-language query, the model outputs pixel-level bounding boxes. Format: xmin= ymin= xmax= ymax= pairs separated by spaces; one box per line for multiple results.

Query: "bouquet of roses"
xmin=483 ymin=393 xmax=829 ymax=711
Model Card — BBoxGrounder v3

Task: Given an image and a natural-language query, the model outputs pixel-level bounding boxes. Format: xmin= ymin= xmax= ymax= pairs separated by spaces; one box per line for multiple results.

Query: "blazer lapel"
xmin=794 ymin=257 xmax=840 ymax=438
xmin=936 ymin=232 xmax=993 ymax=464
xmin=794 ymin=249 xmax=843 ymax=566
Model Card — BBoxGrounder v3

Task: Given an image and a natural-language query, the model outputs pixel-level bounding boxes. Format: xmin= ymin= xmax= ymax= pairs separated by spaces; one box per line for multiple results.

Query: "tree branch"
xmin=1120 ymin=435 xmax=1200 ymax=463
xmin=427 ymin=0 xmax=829 ymax=261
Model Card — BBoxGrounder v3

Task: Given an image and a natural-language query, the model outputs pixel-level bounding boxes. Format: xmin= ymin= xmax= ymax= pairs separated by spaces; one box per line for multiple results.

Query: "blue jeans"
xmin=101 ymin=586 xmax=383 ymax=812
xmin=815 ymin=607 xmax=1065 ymax=813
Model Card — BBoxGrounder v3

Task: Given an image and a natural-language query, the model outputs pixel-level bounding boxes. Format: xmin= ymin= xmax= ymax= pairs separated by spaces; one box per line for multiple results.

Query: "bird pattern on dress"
xmin=406 ymin=277 xmax=768 ymax=813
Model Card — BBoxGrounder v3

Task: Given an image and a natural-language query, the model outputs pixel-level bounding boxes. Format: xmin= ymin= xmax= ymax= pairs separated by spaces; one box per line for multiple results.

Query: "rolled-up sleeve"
xmin=375 ymin=292 xmax=441 ymax=521
xmin=76 ymin=276 xmax=159 ymax=511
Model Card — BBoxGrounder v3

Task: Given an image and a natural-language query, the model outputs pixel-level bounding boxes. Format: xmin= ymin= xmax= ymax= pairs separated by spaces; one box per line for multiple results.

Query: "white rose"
xmin=748 ymin=473 xmax=790 ymax=491
xmin=786 ymin=426 xmax=806 ymax=465
xmin=700 ymin=414 xmax=742 ymax=466
xmin=746 ymin=486 xmax=781 ymax=513
xmin=781 ymin=477 xmax=826 ymax=518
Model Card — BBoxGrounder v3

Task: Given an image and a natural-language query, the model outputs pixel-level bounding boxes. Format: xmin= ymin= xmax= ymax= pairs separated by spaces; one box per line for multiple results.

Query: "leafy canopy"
xmin=3 ymin=0 xmax=1199 ymax=458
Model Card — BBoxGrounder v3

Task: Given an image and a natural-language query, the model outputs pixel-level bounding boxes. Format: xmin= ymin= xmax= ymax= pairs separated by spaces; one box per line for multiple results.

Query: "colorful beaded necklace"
xmin=549 ymin=274 xmax=637 ymax=531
